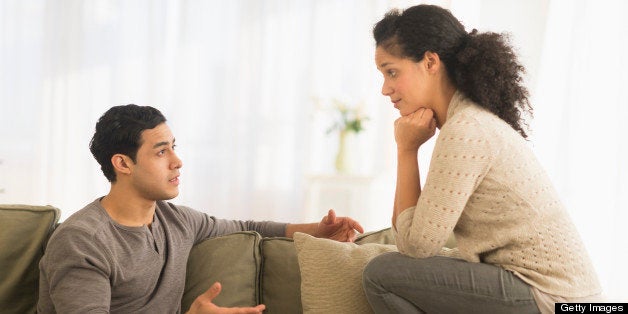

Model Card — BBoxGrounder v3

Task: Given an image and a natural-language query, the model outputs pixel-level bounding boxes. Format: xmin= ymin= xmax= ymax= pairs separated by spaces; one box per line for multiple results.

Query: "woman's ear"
xmin=423 ymin=51 xmax=442 ymax=73
xmin=111 ymin=154 xmax=133 ymax=177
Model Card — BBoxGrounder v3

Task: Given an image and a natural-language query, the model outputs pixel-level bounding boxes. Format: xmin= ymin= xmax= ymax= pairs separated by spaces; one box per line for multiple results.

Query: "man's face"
xmin=128 ymin=123 xmax=182 ymax=201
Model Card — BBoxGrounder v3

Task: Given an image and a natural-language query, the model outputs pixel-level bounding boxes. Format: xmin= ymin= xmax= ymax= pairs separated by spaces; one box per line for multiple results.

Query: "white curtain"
xmin=531 ymin=0 xmax=628 ymax=301
xmin=1 ymin=0 xmax=625 ymax=300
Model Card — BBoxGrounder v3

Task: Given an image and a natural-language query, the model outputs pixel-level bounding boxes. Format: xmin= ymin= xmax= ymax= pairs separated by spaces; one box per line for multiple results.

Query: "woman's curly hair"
xmin=373 ymin=5 xmax=533 ymax=139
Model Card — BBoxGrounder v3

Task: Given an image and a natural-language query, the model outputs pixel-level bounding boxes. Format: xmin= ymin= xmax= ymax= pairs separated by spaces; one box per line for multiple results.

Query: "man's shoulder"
xmin=156 ymin=201 xmax=203 ymax=220
xmin=50 ymin=199 xmax=110 ymax=243
xmin=155 ymin=201 xmax=210 ymax=229
xmin=42 ymin=199 xmax=115 ymax=268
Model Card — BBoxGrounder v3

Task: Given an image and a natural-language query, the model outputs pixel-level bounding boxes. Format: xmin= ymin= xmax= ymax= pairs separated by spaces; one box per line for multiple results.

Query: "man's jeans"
xmin=363 ymin=253 xmax=541 ymax=313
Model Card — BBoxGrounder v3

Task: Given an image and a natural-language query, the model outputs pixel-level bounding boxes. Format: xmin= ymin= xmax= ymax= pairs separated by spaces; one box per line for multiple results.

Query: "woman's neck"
xmin=433 ymin=83 xmax=457 ymax=128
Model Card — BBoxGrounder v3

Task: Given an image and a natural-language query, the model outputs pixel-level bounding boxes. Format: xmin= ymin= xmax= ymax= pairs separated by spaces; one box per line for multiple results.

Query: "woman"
xmin=362 ymin=4 xmax=602 ymax=313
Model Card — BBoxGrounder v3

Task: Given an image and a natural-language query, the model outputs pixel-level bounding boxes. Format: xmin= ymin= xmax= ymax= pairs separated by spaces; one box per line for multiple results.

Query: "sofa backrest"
xmin=182 ymin=231 xmax=262 ymax=312
xmin=259 ymin=236 xmax=301 ymax=313
xmin=0 ymin=204 xmax=60 ymax=314
xmin=181 ymin=228 xmax=395 ymax=314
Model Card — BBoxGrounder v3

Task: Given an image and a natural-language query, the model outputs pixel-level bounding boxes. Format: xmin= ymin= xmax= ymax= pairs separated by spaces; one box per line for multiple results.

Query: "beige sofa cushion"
xmin=182 ymin=231 xmax=262 ymax=312
xmin=355 ymin=227 xmax=395 ymax=245
xmin=0 ymin=204 xmax=60 ymax=314
xmin=294 ymin=232 xmax=397 ymax=314
xmin=260 ymin=237 xmax=301 ymax=313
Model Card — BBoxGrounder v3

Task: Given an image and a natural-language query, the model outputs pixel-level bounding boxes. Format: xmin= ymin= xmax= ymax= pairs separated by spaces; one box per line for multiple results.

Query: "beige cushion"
xmin=356 ymin=227 xmax=456 ymax=248
xmin=355 ymin=227 xmax=395 ymax=245
xmin=259 ymin=237 xmax=301 ymax=313
xmin=182 ymin=231 xmax=262 ymax=313
xmin=0 ymin=204 xmax=60 ymax=314
xmin=294 ymin=232 xmax=397 ymax=314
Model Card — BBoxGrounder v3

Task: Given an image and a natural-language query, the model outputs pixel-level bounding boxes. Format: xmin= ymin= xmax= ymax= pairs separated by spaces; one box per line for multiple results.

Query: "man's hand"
xmin=186 ymin=282 xmax=265 ymax=314
xmin=313 ymin=209 xmax=364 ymax=242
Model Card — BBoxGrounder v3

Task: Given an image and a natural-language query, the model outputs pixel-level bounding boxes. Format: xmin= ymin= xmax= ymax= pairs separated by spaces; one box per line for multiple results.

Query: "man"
xmin=38 ymin=104 xmax=364 ymax=313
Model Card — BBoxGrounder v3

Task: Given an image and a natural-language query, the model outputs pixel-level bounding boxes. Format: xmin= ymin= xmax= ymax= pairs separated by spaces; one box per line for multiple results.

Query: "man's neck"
xmin=101 ymin=185 xmax=157 ymax=227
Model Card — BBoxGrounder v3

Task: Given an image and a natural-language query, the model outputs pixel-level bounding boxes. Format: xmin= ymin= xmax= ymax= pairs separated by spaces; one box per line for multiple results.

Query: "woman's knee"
xmin=363 ymin=252 xmax=400 ymax=288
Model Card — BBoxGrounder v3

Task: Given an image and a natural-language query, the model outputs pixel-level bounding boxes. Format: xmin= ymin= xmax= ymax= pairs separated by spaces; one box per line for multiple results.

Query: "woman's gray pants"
xmin=362 ymin=253 xmax=541 ymax=313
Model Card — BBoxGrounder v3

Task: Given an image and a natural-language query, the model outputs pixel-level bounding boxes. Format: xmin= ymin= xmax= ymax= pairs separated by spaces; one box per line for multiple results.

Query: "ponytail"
xmin=451 ymin=30 xmax=532 ymax=139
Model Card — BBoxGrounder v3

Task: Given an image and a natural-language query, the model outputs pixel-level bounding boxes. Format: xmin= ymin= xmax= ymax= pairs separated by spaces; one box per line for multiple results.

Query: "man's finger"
xmin=199 ymin=282 xmax=221 ymax=302
xmin=325 ymin=209 xmax=337 ymax=225
xmin=229 ymin=304 xmax=266 ymax=314
xmin=349 ymin=219 xmax=365 ymax=233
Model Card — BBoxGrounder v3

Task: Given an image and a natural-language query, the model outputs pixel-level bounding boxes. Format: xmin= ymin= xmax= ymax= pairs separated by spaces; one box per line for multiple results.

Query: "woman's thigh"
xmin=362 ymin=253 xmax=540 ymax=314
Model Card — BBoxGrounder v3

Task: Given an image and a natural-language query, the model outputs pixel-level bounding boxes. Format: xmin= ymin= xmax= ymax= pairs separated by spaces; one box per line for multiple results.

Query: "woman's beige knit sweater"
xmin=394 ymin=91 xmax=601 ymax=298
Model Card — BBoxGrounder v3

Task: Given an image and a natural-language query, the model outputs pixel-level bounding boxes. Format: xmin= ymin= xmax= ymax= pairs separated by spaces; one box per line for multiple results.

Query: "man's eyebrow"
xmin=377 ymin=62 xmax=392 ymax=69
xmin=152 ymin=138 xmax=175 ymax=149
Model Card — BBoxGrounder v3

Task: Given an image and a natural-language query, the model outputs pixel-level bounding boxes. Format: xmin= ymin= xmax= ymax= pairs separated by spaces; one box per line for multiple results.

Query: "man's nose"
xmin=172 ymin=153 xmax=183 ymax=169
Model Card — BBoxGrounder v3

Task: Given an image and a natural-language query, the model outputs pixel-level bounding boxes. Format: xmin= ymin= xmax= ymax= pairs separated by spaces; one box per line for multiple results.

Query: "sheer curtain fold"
xmin=0 ymin=0 xmax=625 ymax=299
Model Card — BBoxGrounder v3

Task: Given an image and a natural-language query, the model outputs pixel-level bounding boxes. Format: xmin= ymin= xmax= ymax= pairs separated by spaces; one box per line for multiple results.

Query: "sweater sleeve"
xmin=170 ymin=203 xmax=287 ymax=243
xmin=394 ymin=111 xmax=497 ymax=258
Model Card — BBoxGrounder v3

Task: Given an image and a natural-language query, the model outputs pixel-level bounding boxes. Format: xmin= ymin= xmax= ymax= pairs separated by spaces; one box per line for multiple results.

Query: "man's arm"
xmin=285 ymin=209 xmax=364 ymax=242
xmin=176 ymin=204 xmax=362 ymax=242
xmin=38 ymin=228 xmax=112 ymax=314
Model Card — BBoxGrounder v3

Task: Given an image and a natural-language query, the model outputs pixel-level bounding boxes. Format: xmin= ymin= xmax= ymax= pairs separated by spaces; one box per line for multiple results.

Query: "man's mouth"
xmin=169 ymin=176 xmax=180 ymax=185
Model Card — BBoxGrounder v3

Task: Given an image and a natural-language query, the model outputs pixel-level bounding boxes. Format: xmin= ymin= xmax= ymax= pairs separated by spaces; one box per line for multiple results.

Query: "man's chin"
xmin=159 ymin=190 xmax=179 ymax=201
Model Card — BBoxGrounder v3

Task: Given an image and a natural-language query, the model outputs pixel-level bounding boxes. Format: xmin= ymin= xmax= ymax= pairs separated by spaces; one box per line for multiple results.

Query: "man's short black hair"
xmin=89 ymin=104 xmax=167 ymax=182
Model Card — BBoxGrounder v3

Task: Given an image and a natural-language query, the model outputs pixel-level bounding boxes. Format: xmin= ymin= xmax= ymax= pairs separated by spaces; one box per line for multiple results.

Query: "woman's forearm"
xmin=393 ymin=149 xmax=421 ymax=228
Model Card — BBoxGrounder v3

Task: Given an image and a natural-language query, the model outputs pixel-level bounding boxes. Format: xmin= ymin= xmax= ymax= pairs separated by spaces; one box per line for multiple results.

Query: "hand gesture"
xmin=314 ymin=209 xmax=364 ymax=242
xmin=394 ymin=107 xmax=437 ymax=152
xmin=186 ymin=282 xmax=266 ymax=314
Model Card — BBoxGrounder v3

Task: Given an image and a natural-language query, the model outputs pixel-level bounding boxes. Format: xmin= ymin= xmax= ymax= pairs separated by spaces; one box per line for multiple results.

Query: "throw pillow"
xmin=293 ymin=232 xmax=397 ymax=314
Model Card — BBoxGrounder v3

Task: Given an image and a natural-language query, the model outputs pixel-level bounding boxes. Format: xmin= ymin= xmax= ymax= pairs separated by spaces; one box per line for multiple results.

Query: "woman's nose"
xmin=381 ymin=82 xmax=393 ymax=96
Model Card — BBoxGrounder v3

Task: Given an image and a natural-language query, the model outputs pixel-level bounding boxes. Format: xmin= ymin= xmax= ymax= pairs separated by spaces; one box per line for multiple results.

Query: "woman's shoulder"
xmin=444 ymin=98 xmax=518 ymax=141
xmin=442 ymin=101 xmax=491 ymax=136
xmin=438 ymin=100 xmax=517 ymax=160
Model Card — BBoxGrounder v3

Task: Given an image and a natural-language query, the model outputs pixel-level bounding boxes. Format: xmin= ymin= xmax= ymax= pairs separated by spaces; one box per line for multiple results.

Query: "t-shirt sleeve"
xmin=394 ymin=113 xmax=496 ymax=258
xmin=39 ymin=226 xmax=112 ymax=314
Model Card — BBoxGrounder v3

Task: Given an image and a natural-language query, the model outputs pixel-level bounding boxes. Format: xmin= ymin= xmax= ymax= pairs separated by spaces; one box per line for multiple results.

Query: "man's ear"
xmin=423 ymin=51 xmax=442 ymax=73
xmin=111 ymin=154 xmax=133 ymax=176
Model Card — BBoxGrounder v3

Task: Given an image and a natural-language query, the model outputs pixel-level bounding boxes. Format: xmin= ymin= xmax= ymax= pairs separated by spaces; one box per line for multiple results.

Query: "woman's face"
xmin=375 ymin=46 xmax=435 ymax=116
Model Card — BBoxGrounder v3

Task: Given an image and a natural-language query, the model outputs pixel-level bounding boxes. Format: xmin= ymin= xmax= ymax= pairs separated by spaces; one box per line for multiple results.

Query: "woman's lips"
xmin=392 ymin=99 xmax=400 ymax=109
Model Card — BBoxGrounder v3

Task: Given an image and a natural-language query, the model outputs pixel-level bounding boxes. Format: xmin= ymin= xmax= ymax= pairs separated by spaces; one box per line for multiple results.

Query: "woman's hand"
xmin=394 ymin=107 xmax=437 ymax=152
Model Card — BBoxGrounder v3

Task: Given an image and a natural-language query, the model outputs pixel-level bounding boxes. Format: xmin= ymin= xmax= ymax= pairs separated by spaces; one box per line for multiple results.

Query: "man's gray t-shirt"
xmin=37 ymin=198 xmax=287 ymax=314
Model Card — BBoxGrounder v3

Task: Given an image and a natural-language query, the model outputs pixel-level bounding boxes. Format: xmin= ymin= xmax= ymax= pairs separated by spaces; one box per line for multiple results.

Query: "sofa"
xmin=2 ymin=204 xmax=431 ymax=313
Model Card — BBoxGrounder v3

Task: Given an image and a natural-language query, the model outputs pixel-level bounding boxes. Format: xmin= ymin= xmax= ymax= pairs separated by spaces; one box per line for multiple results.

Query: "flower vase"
xmin=335 ymin=130 xmax=348 ymax=173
